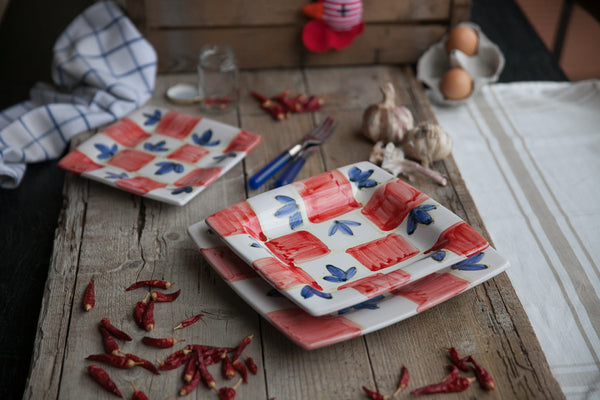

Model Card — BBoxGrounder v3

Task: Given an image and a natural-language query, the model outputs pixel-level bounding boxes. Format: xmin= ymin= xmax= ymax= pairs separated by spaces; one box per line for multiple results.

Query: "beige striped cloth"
xmin=432 ymin=80 xmax=600 ymax=400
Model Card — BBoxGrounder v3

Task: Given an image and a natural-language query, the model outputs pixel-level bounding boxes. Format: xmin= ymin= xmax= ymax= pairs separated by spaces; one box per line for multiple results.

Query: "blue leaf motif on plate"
xmin=338 ymin=295 xmax=386 ymax=314
xmin=155 ymin=161 xmax=184 ymax=175
xmin=300 ymin=285 xmax=332 ymax=299
xmin=172 ymin=186 xmax=193 ymax=195
xmin=274 ymin=195 xmax=303 ymax=230
xmin=328 ymin=219 xmax=361 ymax=236
xmin=105 ymin=172 xmax=128 ymax=180
xmin=192 ymin=129 xmax=220 ymax=146
xmin=94 ymin=143 xmax=118 ymax=160
xmin=144 ymin=140 xmax=169 ymax=152
xmin=451 ymin=252 xmax=488 ymax=271
xmin=213 ymin=152 xmax=237 ymax=163
xmin=428 ymin=250 xmax=446 ymax=262
xmin=143 ymin=109 xmax=162 ymax=125
xmin=348 ymin=166 xmax=377 ymax=189
xmin=407 ymin=204 xmax=437 ymax=235
xmin=323 ymin=264 xmax=357 ymax=283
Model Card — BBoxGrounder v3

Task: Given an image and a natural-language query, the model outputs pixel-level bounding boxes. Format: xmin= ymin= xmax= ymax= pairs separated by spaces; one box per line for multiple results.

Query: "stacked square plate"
xmin=188 ymin=161 xmax=509 ymax=350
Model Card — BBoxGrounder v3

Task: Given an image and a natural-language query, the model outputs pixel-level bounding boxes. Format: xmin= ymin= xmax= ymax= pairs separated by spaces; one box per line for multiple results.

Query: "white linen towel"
xmin=0 ymin=1 xmax=156 ymax=188
xmin=432 ymin=80 xmax=600 ymax=400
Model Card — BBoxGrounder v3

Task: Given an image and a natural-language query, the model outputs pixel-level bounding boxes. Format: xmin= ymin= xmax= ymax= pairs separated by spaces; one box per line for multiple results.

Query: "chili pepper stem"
xmin=392 ymin=365 xmax=409 ymax=397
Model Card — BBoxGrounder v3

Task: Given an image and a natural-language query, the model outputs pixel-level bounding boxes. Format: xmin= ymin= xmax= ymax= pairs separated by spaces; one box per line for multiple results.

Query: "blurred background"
xmin=0 ymin=0 xmax=598 ymax=111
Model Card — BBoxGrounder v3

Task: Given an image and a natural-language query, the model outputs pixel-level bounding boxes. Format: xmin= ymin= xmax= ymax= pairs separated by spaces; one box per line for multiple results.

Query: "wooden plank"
xmin=143 ymin=0 xmax=451 ymax=28
xmin=149 ymin=24 xmax=447 ymax=72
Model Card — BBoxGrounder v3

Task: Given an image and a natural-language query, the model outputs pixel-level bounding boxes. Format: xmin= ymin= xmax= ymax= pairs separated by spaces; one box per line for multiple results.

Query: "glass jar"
xmin=197 ymin=44 xmax=238 ymax=113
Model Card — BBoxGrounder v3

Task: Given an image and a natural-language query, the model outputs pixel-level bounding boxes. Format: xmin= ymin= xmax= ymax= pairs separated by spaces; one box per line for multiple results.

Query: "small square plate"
xmin=189 ymin=220 xmax=509 ymax=350
xmin=58 ymin=106 xmax=261 ymax=206
xmin=205 ymin=162 xmax=489 ymax=316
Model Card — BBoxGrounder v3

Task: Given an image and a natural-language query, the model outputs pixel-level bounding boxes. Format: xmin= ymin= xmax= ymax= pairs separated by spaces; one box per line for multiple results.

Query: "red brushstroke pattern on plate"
xmin=265 ymin=231 xmax=330 ymax=265
xmin=266 ymin=308 xmax=362 ymax=349
xmin=223 ymin=130 xmax=262 ymax=153
xmin=338 ymin=268 xmax=411 ymax=296
xmin=425 ymin=221 xmax=489 ymax=257
xmin=206 ymin=201 xmax=266 ymax=240
xmin=200 ymin=247 xmax=258 ymax=282
xmin=107 ymin=149 xmax=155 ymax=172
xmin=293 ymin=169 xmax=361 ymax=223
xmin=168 ymin=144 xmax=209 ymax=163
xmin=115 ymin=176 xmax=167 ymax=195
xmin=175 ymin=167 xmax=223 ymax=187
xmin=57 ymin=150 xmax=103 ymax=174
xmin=346 ymin=233 xmax=419 ymax=272
xmin=253 ymin=257 xmax=321 ymax=290
xmin=362 ymin=179 xmax=428 ymax=231
xmin=155 ymin=111 xmax=201 ymax=139
xmin=393 ymin=272 xmax=470 ymax=312
xmin=102 ymin=118 xmax=151 ymax=147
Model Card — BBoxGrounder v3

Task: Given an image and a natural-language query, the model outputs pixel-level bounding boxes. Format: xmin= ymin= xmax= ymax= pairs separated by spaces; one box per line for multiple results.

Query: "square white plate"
xmin=189 ymin=220 xmax=509 ymax=350
xmin=205 ymin=162 xmax=490 ymax=316
xmin=58 ymin=106 xmax=261 ymax=206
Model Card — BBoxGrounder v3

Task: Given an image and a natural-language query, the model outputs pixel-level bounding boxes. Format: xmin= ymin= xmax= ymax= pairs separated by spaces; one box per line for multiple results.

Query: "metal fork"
xmin=247 ymin=117 xmax=336 ymax=189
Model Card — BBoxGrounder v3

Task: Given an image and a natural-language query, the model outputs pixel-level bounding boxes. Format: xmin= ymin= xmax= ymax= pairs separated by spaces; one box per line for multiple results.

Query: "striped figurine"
xmin=302 ymin=0 xmax=364 ymax=52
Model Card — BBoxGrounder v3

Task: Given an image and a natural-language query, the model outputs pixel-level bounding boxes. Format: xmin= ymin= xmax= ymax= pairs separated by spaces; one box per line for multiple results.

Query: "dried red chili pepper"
xmin=142 ymin=300 xmax=155 ymax=331
xmin=130 ymin=381 xmax=149 ymax=400
xmin=133 ymin=293 xmax=150 ymax=329
xmin=361 ymin=386 xmax=389 ymax=400
xmin=99 ymin=326 xmax=120 ymax=355
xmin=232 ymin=360 xmax=248 ymax=383
xmin=465 ymin=355 xmax=496 ymax=390
xmin=179 ymin=368 xmax=202 ymax=396
xmin=87 ymin=364 xmax=122 ymax=398
xmin=249 ymin=91 xmax=273 ymax=107
xmin=174 ymin=314 xmax=204 ymax=330
xmin=221 ymin=354 xmax=236 ymax=379
xmin=100 ymin=318 xmax=132 ymax=341
xmin=303 ymin=95 xmax=323 ymax=112
xmin=142 ymin=336 xmax=185 ymax=348
xmin=183 ymin=352 xmax=198 ymax=383
xmin=151 ymin=289 xmax=181 ymax=303
xmin=392 ymin=365 xmax=409 ymax=396
xmin=216 ymin=379 xmax=243 ymax=400
xmin=158 ymin=353 xmax=192 ymax=371
xmin=125 ymin=279 xmax=174 ymax=291
xmin=119 ymin=351 xmax=160 ymax=375
xmin=83 ymin=279 xmax=95 ymax=311
xmin=244 ymin=356 xmax=258 ymax=375
xmin=231 ymin=335 xmax=253 ymax=361
xmin=197 ymin=351 xmax=216 ymax=389
xmin=410 ymin=376 xmax=474 ymax=395
xmin=445 ymin=347 xmax=469 ymax=372
xmin=273 ymin=90 xmax=301 ymax=113
xmin=165 ymin=348 xmax=192 ymax=363
xmin=86 ymin=354 xmax=142 ymax=369
xmin=250 ymin=91 xmax=287 ymax=120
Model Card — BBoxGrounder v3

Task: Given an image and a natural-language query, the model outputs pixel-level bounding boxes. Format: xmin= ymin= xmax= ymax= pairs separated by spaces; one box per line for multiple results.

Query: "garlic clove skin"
xmin=362 ymin=83 xmax=414 ymax=144
xmin=402 ymin=122 xmax=453 ymax=168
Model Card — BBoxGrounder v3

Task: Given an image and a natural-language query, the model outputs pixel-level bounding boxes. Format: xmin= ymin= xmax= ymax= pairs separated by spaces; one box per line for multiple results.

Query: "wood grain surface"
xmin=24 ymin=66 xmax=564 ymax=399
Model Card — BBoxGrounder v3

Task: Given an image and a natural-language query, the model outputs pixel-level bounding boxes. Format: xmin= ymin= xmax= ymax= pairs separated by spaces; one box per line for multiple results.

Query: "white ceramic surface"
xmin=188 ymin=220 xmax=509 ymax=350
xmin=59 ymin=106 xmax=261 ymax=206
xmin=205 ymin=162 xmax=490 ymax=316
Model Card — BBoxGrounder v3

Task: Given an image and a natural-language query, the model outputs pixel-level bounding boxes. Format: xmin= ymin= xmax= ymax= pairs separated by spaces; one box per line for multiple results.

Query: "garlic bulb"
xmin=362 ymin=83 xmax=414 ymax=144
xmin=402 ymin=123 xmax=453 ymax=168
xmin=375 ymin=142 xmax=448 ymax=186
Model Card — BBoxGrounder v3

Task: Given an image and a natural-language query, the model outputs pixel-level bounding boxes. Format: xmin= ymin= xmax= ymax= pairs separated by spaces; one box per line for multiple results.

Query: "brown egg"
xmin=445 ymin=25 xmax=479 ymax=56
xmin=440 ymin=68 xmax=473 ymax=100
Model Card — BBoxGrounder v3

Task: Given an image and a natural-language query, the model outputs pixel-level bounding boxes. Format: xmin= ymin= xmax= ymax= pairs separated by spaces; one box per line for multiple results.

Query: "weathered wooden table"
xmin=24 ymin=66 xmax=564 ymax=399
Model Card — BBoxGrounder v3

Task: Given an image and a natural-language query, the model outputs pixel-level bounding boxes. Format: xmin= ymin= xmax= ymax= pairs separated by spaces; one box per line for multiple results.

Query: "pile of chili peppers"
xmin=82 ymin=279 xmax=258 ymax=399
xmin=250 ymin=90 xmax=323 ymax=120
xmin=361 ymin=347 xmax=496 ymax=398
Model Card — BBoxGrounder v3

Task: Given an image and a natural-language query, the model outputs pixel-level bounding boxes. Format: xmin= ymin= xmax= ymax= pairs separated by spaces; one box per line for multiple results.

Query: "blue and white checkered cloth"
xmin=0 ymin=1 xmax=157 ymax=188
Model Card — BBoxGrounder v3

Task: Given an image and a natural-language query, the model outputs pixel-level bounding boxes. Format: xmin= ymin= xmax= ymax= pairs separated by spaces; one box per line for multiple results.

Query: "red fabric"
xmin=302 ymin=19 xmax=364 ymax=53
